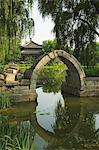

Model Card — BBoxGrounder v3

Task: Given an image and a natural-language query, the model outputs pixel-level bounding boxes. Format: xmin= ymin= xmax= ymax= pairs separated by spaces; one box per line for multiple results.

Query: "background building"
xmin=21 ymin=40 xmax=42 ymax=60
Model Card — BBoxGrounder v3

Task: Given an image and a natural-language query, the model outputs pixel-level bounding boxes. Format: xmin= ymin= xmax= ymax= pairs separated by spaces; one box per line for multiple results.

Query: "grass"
xmin=43 ymin=65 xmax=67 ymax=69
xmin=18 ymin=64 xmax=32 ymax=72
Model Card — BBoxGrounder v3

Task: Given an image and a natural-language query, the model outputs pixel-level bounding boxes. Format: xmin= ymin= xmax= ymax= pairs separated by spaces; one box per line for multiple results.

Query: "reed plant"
xmin=0 ymin=93 xmax=11 ymax=109
xmin=0 ymin=134 xmax=34 ymax=150
xmin=0 ymin=121 xmax=35 ymax=150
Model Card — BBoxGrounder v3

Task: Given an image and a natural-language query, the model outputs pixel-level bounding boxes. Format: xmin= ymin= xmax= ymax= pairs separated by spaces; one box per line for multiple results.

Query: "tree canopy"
xmin=0 ymin=0 xmax=34 ymax=63
xmin=38 ymin=0 xmax=99 ymax=60
xmin=42 ymin=39 xmax=58 ymax=53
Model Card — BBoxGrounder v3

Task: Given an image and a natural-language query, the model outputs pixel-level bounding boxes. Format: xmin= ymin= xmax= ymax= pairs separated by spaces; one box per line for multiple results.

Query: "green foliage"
xmin=0 ymin=63 xmax=32 ymax=74
xmin=42 ymin=39 xmax=58 ymax=54
xmin=52 ymin=99 xmax=98 ymax=148
xmin=38 ymin=0 xmax=99 ymax=61
xmin=54 ymin=100 xmax=80 ymax=134
xmin=84 ymin=66 xmax=99 ymax=77
xmin=0 ymin=0 xmax=34 ymax=62
xmin=39 ymin=69 xmax=66 ymax=93
xmin=38 ymin=58 xmax=66 ymax=93
xmin=0 ymin=64 xmax=4 ymax=73
xmin=0 ymin=120 xmax=35 ymax=150
xmin=5 ymin=48 xmax=21 ymax=63
xmin=24 ymin=56 xmax=35 ymax=64
xmin=19 ymin=64 xmax=32 ymax=72
xmin=96 ymin=42 xmax=99 ymax=56
xmin=0 ymin=93 xmax=11 ymax=109
xmin=47 ymin=57 xmax=57 ymax=64
xmin=80 ymin=42 xmax=96 ymax=67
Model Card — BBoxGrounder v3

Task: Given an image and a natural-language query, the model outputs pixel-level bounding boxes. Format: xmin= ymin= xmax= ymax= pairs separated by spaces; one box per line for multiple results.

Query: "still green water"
xmin=0 ymin=68 xmax=99 ymax=150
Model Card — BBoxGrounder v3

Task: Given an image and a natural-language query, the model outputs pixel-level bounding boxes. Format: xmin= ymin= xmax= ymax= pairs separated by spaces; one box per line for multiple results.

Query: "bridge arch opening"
xmin=30 ymin=50 xmax=86 ymax=96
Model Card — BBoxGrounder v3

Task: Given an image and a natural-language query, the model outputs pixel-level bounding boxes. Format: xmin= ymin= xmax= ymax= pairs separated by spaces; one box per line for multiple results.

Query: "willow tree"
xmin=38 ymin=0 xmax=99 ymax=65
xmin=0 ymin=0 xmax=34 ymax=63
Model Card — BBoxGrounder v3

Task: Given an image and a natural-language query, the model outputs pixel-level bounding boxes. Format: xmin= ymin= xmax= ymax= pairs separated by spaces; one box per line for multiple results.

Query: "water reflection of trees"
xmin=1 ymin=97 xmax=99 ymax=149
xmin=38 ymin=67 xmax=66 ymax=93
xmin=51 ymin=99 xmax=99 ymax=149
xmin=54 ymin=100 xmax=81 ymax=134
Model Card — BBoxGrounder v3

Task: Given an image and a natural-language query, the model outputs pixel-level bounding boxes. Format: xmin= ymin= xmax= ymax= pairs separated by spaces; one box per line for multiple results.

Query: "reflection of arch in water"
xmin=30 ymin=98 xmax=99 ymax=147
xmin=1 ymin=99 xmax=99 ymax=148
xmin=30 ymin=103 xmax=85 ymax=146
xmin=30 ymin=50 xmax=86 ymax=96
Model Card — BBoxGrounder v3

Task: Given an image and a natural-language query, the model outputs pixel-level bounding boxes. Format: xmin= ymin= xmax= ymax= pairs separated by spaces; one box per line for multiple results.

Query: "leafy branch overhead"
xmin=38 ymin=0 xmax=99 ymax=59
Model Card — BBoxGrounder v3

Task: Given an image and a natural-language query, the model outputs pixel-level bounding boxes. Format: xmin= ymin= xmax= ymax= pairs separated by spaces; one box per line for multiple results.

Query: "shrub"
xmin=84 ymin=66 xmax=99 ymax=77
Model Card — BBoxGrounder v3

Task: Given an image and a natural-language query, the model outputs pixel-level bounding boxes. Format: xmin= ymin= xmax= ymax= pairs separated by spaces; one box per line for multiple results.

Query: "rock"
xmin=6 ymin=81 xmax=19 ymax=86
xmin=20 ymin=79 xmax=30 ymax=86
xmin=5 ymin=68 xmax=18 ymax=74
xmin=9 ymin=63 xmax=19 ymax=70
xmin=0 ymin=74 xmax=4 ymax=80
xmin=11 ymin=89 xmax=37 ymax=102
xmin=0 ymin=80 xmax=5 ymax=86
xmin=5 ymin=69 xmax=13 ymax=74
xmin=4 ymin=68 xmax=19 ymax=84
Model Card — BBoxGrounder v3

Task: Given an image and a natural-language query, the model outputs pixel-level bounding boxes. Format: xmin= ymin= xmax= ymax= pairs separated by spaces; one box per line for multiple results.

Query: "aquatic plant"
xmin=0 ymin=134 xmax=34 ymax=150
xmin=0 ymin=121 xmax=35 ymax=150
xmin=0 ymin=93 xmax=11 ymax=109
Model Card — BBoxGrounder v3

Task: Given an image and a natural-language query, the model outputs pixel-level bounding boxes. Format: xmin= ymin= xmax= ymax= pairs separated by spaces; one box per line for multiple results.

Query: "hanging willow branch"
xmin=0 ymin=0 xmax=34 ymax=62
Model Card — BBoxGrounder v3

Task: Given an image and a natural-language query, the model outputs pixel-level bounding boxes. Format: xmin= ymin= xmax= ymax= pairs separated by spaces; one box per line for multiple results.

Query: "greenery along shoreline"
xmin=83 ymin=65 xmax=99 ymax=77
xmin=0 ymin=64 xmax=99 ymax=80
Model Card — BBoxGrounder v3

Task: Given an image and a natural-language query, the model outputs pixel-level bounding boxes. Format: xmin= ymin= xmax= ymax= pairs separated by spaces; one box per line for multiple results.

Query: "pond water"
xmin=0 ymin=67 xmax=99 ymax=150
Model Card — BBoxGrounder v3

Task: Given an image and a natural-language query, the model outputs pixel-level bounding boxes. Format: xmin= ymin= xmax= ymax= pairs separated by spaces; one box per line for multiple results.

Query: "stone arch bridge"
xmin=23 ymin=50 xmax=99 ymax=97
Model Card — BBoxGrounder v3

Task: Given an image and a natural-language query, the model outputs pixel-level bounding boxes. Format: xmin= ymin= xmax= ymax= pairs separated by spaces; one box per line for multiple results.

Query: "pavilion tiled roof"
xmin=21 ymin=41 xmax=42 ymax=50
xmin=21 ymin=40 xmax=42 ymax=56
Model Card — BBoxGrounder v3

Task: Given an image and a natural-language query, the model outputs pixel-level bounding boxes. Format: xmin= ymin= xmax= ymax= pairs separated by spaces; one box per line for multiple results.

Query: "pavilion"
xmin=21 ymin=40 xmax=42 ymax=59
